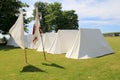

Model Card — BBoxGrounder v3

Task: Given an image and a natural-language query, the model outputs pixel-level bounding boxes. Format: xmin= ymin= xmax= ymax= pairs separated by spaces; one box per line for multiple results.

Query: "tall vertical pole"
xmin=24 ymin=49 xmax=28 ymax=64
xmin=38 ymin=8 xmax=46 ymax=61
xmin=40 ymin=34 xmax=46 ymax=60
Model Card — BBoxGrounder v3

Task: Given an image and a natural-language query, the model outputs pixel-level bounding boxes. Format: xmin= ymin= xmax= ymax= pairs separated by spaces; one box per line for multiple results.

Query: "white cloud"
xmin=21 ymin=0 xmax=120 ymax=33
xmin=22 ymin=0 xmax=120 ymax=19
xmin=61 ymin=0 xmax=120 ymax=19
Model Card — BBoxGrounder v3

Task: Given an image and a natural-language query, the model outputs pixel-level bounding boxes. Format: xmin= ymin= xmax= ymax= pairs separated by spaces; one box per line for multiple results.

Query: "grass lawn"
xmin=0 ymin=37 xmax=120 ymax=80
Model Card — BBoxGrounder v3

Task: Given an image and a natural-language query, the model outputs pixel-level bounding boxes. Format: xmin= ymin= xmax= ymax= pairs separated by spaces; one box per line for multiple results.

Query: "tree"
xmin=0 ymin=0 xmax=29 ymax=33
xmin=45 ymin=2 xmax=63 ymax=32
xmin=34 ymin=1 xmax=79 ymax=32
xmin=34 ymin=2 xmax=51 ymax=33
xmin=61 ymin=10 xmax=79 ymax=29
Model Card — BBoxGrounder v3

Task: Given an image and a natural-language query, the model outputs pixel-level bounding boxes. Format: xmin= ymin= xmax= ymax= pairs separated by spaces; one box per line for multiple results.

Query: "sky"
xmin=21 ymin=0 xmax=120 ymax=33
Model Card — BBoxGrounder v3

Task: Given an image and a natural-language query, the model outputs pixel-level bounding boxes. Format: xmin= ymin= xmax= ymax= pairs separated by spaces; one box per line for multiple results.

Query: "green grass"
xmin=0 ymin=37 xmax=120 ymax=80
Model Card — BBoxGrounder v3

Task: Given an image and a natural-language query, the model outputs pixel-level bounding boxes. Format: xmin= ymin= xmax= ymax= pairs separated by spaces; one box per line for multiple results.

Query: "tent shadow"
xmin=0 ymin=45 xmax=19 ymax=51
xmin=96 ymin=52 xmax=114 ymax=58
xmin=42 ymin=62 xmax=65 ymax=69
xmin=21 ymin=64 xmax=46 ymax=72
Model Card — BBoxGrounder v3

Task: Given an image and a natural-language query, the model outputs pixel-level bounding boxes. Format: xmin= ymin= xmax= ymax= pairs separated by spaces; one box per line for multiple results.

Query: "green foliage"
xmin=45 ymin=2 xmax=63 ymax=32
xmin=0 ymin=37 xmax=120 ymax=80
xmin=34 ymin=2 xmax=79 ymax=33
xmin=0 ymin=0 xmax=29 ymax=33
xmin=34 ymin=2 xmax=51 ymax=33
xmin=60 ymin=10 xmax=79 ymax=30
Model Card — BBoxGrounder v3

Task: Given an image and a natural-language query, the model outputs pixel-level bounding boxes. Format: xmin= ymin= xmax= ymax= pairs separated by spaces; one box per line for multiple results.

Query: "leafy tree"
xmin=45 ymin=2 xmax=63 ymax=32
xmin=34 ymin=2 xmax=51 ymax=33
xmin=0 ymin=0 xmax=29 ymax=33
xmin=62 ymin=10 xmax=79 ymax=29
xmin=34 ymin=1 xmax=79 ymax=32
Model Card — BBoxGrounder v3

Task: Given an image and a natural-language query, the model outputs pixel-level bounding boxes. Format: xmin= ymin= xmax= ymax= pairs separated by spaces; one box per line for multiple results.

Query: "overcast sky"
xmin=21 ymin=0 xmax=120 ymax=33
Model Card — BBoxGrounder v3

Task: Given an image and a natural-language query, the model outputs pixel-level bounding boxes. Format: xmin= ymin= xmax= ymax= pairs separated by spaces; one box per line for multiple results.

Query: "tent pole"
xmin=40 ymin=34 xmax=46 ymax=61
xmin=24 ymin=49 xmax=28 ymax=64
xmin=37 ymin=9 xmax=46 ymax=61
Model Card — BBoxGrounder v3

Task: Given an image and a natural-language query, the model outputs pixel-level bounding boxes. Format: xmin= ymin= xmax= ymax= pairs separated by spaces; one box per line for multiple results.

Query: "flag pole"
xmin=39 ymin=12 xmax=46 ymax=61
xmin=33 ymin=7 xmax=47 ymax=60
xmin=24 ymin=49 xmax=28 ymax=64
xmin=40 ymin=33 xmax=46 ymax=61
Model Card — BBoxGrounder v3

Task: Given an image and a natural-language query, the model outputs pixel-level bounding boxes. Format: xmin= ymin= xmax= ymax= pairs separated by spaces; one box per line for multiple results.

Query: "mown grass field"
xmin=0 ymin=37 xmax=120 ymax=80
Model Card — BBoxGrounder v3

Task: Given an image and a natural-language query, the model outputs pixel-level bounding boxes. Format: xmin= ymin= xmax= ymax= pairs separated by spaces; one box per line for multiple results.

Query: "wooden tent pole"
xmin=40 ymin=34 xmax=46 ymax=61
xmin=24 ymin=49 xmax=28 ymax=64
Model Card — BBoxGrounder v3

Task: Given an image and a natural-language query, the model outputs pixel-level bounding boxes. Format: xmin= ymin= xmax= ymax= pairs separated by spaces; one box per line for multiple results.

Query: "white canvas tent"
xmin=48 ymin=30 xmax=78 ymax=54
xmin=37 ymin=33 xmax=57 ymax=52
xmin=66 ymin=29 xmax=114 ymax=59
xmin=7 ymin=36 xmax=19 ymax=47
xmin=7 ymin=34 xmax=36 ymax=49
xmin=24 ymin=34 xmax=36 ymax=49
xmin=36 ymin=33 xmax=46 ymax=51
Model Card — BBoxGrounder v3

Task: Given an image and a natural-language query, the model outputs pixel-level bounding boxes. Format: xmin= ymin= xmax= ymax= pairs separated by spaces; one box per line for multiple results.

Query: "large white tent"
xmin=66 ymin=29 xmax=114 ymax=59
xmin=48 ymin=30 xmax=78 ymax=54
xmin=7 ymin=28 xmax=113 ymax=59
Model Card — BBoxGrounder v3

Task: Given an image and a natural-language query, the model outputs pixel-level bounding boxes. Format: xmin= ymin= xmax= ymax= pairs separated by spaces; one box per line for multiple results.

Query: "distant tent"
xmin=36 ymin=33 xmax=45 ymax=51
xmin=48 ymin=30 xmax=78 ymax=54
xmin=66 ymin=29 xmax=114 ymax=59
xmin=24 ymin=34 xmax=36 ymax=49
xmin=7 ymin=36 xmax=19 ymax=47
xmin=37 ymin=33 xmax=57 ymax=52
xmin=7 ymin=34 xmax=36 ymax=49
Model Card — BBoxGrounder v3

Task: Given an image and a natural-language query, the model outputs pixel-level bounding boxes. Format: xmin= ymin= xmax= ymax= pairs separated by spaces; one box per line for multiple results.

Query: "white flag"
xmin=32 ymin=7 xmax=41 ymax=45
xmin=9 ymin=11 xmax=25 ymax=49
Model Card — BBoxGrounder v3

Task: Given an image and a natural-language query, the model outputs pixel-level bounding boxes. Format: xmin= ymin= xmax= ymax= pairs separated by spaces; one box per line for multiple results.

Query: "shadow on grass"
xmin=0 ymin=45 xmax=19 ymax=51
xmin=96 ymin=52 xmax=114 ymax=58
xmin=42 ymin=62 xmax=65 ymax=69
xmin=21 ymin=64 xmax=46 ymax=72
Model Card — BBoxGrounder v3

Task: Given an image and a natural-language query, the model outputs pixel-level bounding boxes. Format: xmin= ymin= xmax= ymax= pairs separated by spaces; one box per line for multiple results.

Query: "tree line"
xmin=0 ymin=0 xmax=79 ymax=33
